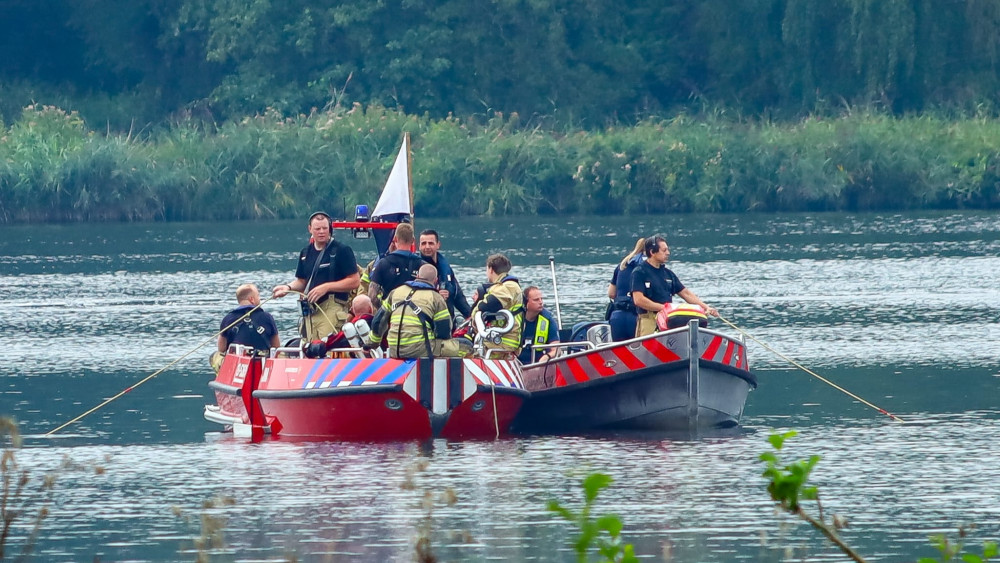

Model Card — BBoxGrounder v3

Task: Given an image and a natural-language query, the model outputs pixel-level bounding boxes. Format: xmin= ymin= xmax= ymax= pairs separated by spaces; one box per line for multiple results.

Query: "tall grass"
xmin=3 ymin=104 xmax=1000 ymax=223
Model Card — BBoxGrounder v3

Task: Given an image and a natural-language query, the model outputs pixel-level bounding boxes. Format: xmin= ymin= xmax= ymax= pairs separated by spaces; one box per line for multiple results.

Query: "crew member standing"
xmin=419 ymin=229 xmax=472 ymax=321
xmin=368 ymin=223 xmax=423 ymax=308
xmin=607 ymin=238 xmax=645 ymax=341
xmin=630 ymin=235 xmax=717 ymax=337
xmin=272 ymin=211 xmax=360 ymax=341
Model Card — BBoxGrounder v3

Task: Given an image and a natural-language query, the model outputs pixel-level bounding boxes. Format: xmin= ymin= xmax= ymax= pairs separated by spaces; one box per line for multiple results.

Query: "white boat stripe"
xmin=498 ymin=361 xmax=522 ymax=388
xmin=403 ymin=364 xmax=418 ymax=400
xmin=463 ymin=373 xmax=477 ymax=400
xmin=486 ymin=361 xmax=512 ymax=386
xmin=465 ymin=360 xmax=492 ymax=385
xmin=432 ymin=359 xmax=448 ymax=414
xmin=510 ymin=363 xmax=525 ymax=388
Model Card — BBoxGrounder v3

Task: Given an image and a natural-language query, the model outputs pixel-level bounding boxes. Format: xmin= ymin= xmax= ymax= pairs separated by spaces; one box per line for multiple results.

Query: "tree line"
xmin=3 ymin=0 xmax=1000 ymax=128
xmin=4 ymin=1 xmax=1000 ymax=223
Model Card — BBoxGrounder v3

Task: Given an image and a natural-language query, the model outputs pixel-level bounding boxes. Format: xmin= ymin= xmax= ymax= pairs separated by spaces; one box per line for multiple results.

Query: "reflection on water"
xmin=2 ymin=210 xmax=1000 ymax=561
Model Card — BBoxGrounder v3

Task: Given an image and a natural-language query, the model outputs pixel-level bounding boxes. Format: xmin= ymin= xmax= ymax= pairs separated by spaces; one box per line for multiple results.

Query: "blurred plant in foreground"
xmin=548 ymin=472 xmax=638 ymax=563
xmin=1 ymin=416 xmax=54 ymax=560
xmin=762 ymin=430 xmax=997 ymax=563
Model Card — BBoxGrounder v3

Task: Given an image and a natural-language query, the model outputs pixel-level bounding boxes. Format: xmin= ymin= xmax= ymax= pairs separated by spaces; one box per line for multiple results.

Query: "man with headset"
xmin=630 ymin=234 xmax=717 ymax=337
xmin=517 ymin=286 xmax=561 ymax=364
xmin=272 ymin=211 xmax=360 ymax=340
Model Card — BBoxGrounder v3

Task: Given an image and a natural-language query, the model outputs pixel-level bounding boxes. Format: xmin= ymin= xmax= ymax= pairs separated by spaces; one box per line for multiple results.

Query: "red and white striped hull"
xmin=207 ymin=354 xmax=528 ymax=440
xmin=513 ymin=322 xmax=757 ymax=433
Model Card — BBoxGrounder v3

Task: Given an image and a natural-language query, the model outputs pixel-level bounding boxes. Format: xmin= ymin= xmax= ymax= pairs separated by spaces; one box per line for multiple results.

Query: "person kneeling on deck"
xmin=372 ymin=264 xmax=472 ymax=359
xmin=468 ymin=253 xmax=524 ymax=358
xmin=631 ymin=235 xmax=718 ymax=337
xmin=211 ymin=283 xmax=280 ymax=373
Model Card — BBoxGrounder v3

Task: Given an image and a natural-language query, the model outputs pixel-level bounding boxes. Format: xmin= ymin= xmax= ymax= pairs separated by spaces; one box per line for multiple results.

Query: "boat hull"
xmin=512 ymin=322 xmax=757 ymax=433
xmin=206 ymin=353 xmax=528 ymax=441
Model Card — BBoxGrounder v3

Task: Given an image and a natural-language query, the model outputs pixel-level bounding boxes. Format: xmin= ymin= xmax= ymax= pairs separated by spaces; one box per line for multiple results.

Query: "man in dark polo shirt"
xmin=630 ymin=234 xmax=718 ymax=337
xmin=211 ymin=283 xmax=280 ymax=372
xmin=272 ymin=211 xmax=360 ymax=340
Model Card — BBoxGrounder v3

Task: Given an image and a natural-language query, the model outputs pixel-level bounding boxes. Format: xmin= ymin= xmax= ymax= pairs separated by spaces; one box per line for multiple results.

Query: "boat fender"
xmin=656 ymin=303 xmax=708 ymax=331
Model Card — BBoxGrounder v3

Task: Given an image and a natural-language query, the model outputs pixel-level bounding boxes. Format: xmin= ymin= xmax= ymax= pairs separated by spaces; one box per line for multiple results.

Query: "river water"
xmin=1 ymin=211 xmax=999 ymax=562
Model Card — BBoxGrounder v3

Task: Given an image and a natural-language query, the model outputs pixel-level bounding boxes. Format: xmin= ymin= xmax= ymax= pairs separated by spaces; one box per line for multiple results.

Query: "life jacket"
xmin=304 ymin=240 xmax=351 ymax=304
xmin=532 ymin=314 xmax=551 ymax=345
xmin=518 ymin=312 xmax=552 ymax=363
xmin=223 ymin=308 xmax=272 ymax=353
xmin=655 ymin=303 xmax=708 ymax=331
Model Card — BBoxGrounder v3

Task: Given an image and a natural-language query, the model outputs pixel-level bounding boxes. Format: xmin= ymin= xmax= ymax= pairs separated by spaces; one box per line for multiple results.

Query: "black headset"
xmin=308 ymin=211 xmax=333 ymax=230
xmin=644 ymin=235 xmax=666 ymax=257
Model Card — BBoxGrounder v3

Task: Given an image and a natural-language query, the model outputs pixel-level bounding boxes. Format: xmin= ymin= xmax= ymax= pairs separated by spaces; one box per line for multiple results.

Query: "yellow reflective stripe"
xmin=388 ymin=335 xmax=429 ymax=345
xmin=501 ymin=334 xmax=521 ymax=347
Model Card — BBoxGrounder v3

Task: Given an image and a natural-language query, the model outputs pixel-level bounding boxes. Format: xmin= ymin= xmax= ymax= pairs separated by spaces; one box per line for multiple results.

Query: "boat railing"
xmin=271 ymin=346 xmax=304 ymax=358
xmin=523 ymin=322 xmax=748 ymax=365
xmin=524 ymin=340 xmax=597 ymax=363
xmin=225 ymin=343 xmax=261 ymax=357
xmin=269 ymin=346 xmax=379 ymax=359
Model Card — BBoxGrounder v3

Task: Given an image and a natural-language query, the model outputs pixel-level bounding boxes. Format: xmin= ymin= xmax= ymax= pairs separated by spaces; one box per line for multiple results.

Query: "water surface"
xmin=2 ymin=210 xmax=999 ymax=561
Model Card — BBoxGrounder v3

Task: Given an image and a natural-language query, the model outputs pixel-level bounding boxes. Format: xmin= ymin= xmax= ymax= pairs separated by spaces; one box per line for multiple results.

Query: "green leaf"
xmin=547 ymin=500 xmax=576 ymax=522
xmin=983 ymin=542 xmax=998 ymax=558
xmin=582 ymin=473 xmax=613 ymax=503
xmin=599 ymin=544 xmax=620 ymax=559
xmin=961 ymin=554 xmax=982 ymax=563
xmin=596 ymin=514 xmax=623 ymax=536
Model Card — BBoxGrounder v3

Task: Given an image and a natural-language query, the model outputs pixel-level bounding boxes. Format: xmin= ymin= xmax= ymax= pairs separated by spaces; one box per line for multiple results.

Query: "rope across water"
xmin=716 ymin=314 xmax=906 ymax=423
xmin=45 ymin=296 xmax=277 ymax=436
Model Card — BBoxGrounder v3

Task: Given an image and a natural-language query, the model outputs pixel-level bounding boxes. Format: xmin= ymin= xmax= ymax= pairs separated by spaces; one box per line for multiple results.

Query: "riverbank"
xmin=2 ymin=104 xmax=1000 ymax=223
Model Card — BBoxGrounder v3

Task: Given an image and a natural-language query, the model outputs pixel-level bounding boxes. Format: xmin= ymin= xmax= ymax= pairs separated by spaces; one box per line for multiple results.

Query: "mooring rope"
xmin=716 ymin=314 xmax=906 ymax=423
xmin=45 ymin=296 xmax=277 ymax=436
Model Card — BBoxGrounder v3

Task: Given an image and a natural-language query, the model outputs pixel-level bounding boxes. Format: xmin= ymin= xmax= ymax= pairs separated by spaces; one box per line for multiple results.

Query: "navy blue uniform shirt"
xmin=630 ymin=261 xmax=684 ymax=310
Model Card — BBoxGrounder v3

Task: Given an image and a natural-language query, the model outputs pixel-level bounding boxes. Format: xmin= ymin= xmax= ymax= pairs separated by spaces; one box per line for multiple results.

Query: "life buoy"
xmin=656 ymin=303 xmax=708 ymax=331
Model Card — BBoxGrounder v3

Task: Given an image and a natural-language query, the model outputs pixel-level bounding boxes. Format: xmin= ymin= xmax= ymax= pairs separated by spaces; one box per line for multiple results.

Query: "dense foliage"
xmin=5 ymin=1 xmax=1000 ymax=222
xmin=4 ymin=0 xmax=1000 ymax=128
xmin=3 ymin=103 xmax=1000 ymax=223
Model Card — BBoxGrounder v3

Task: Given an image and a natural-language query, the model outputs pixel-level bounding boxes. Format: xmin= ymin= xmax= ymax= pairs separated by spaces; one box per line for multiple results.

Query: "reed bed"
xmin=3 ymin=104 xmax=1000 ymax=223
